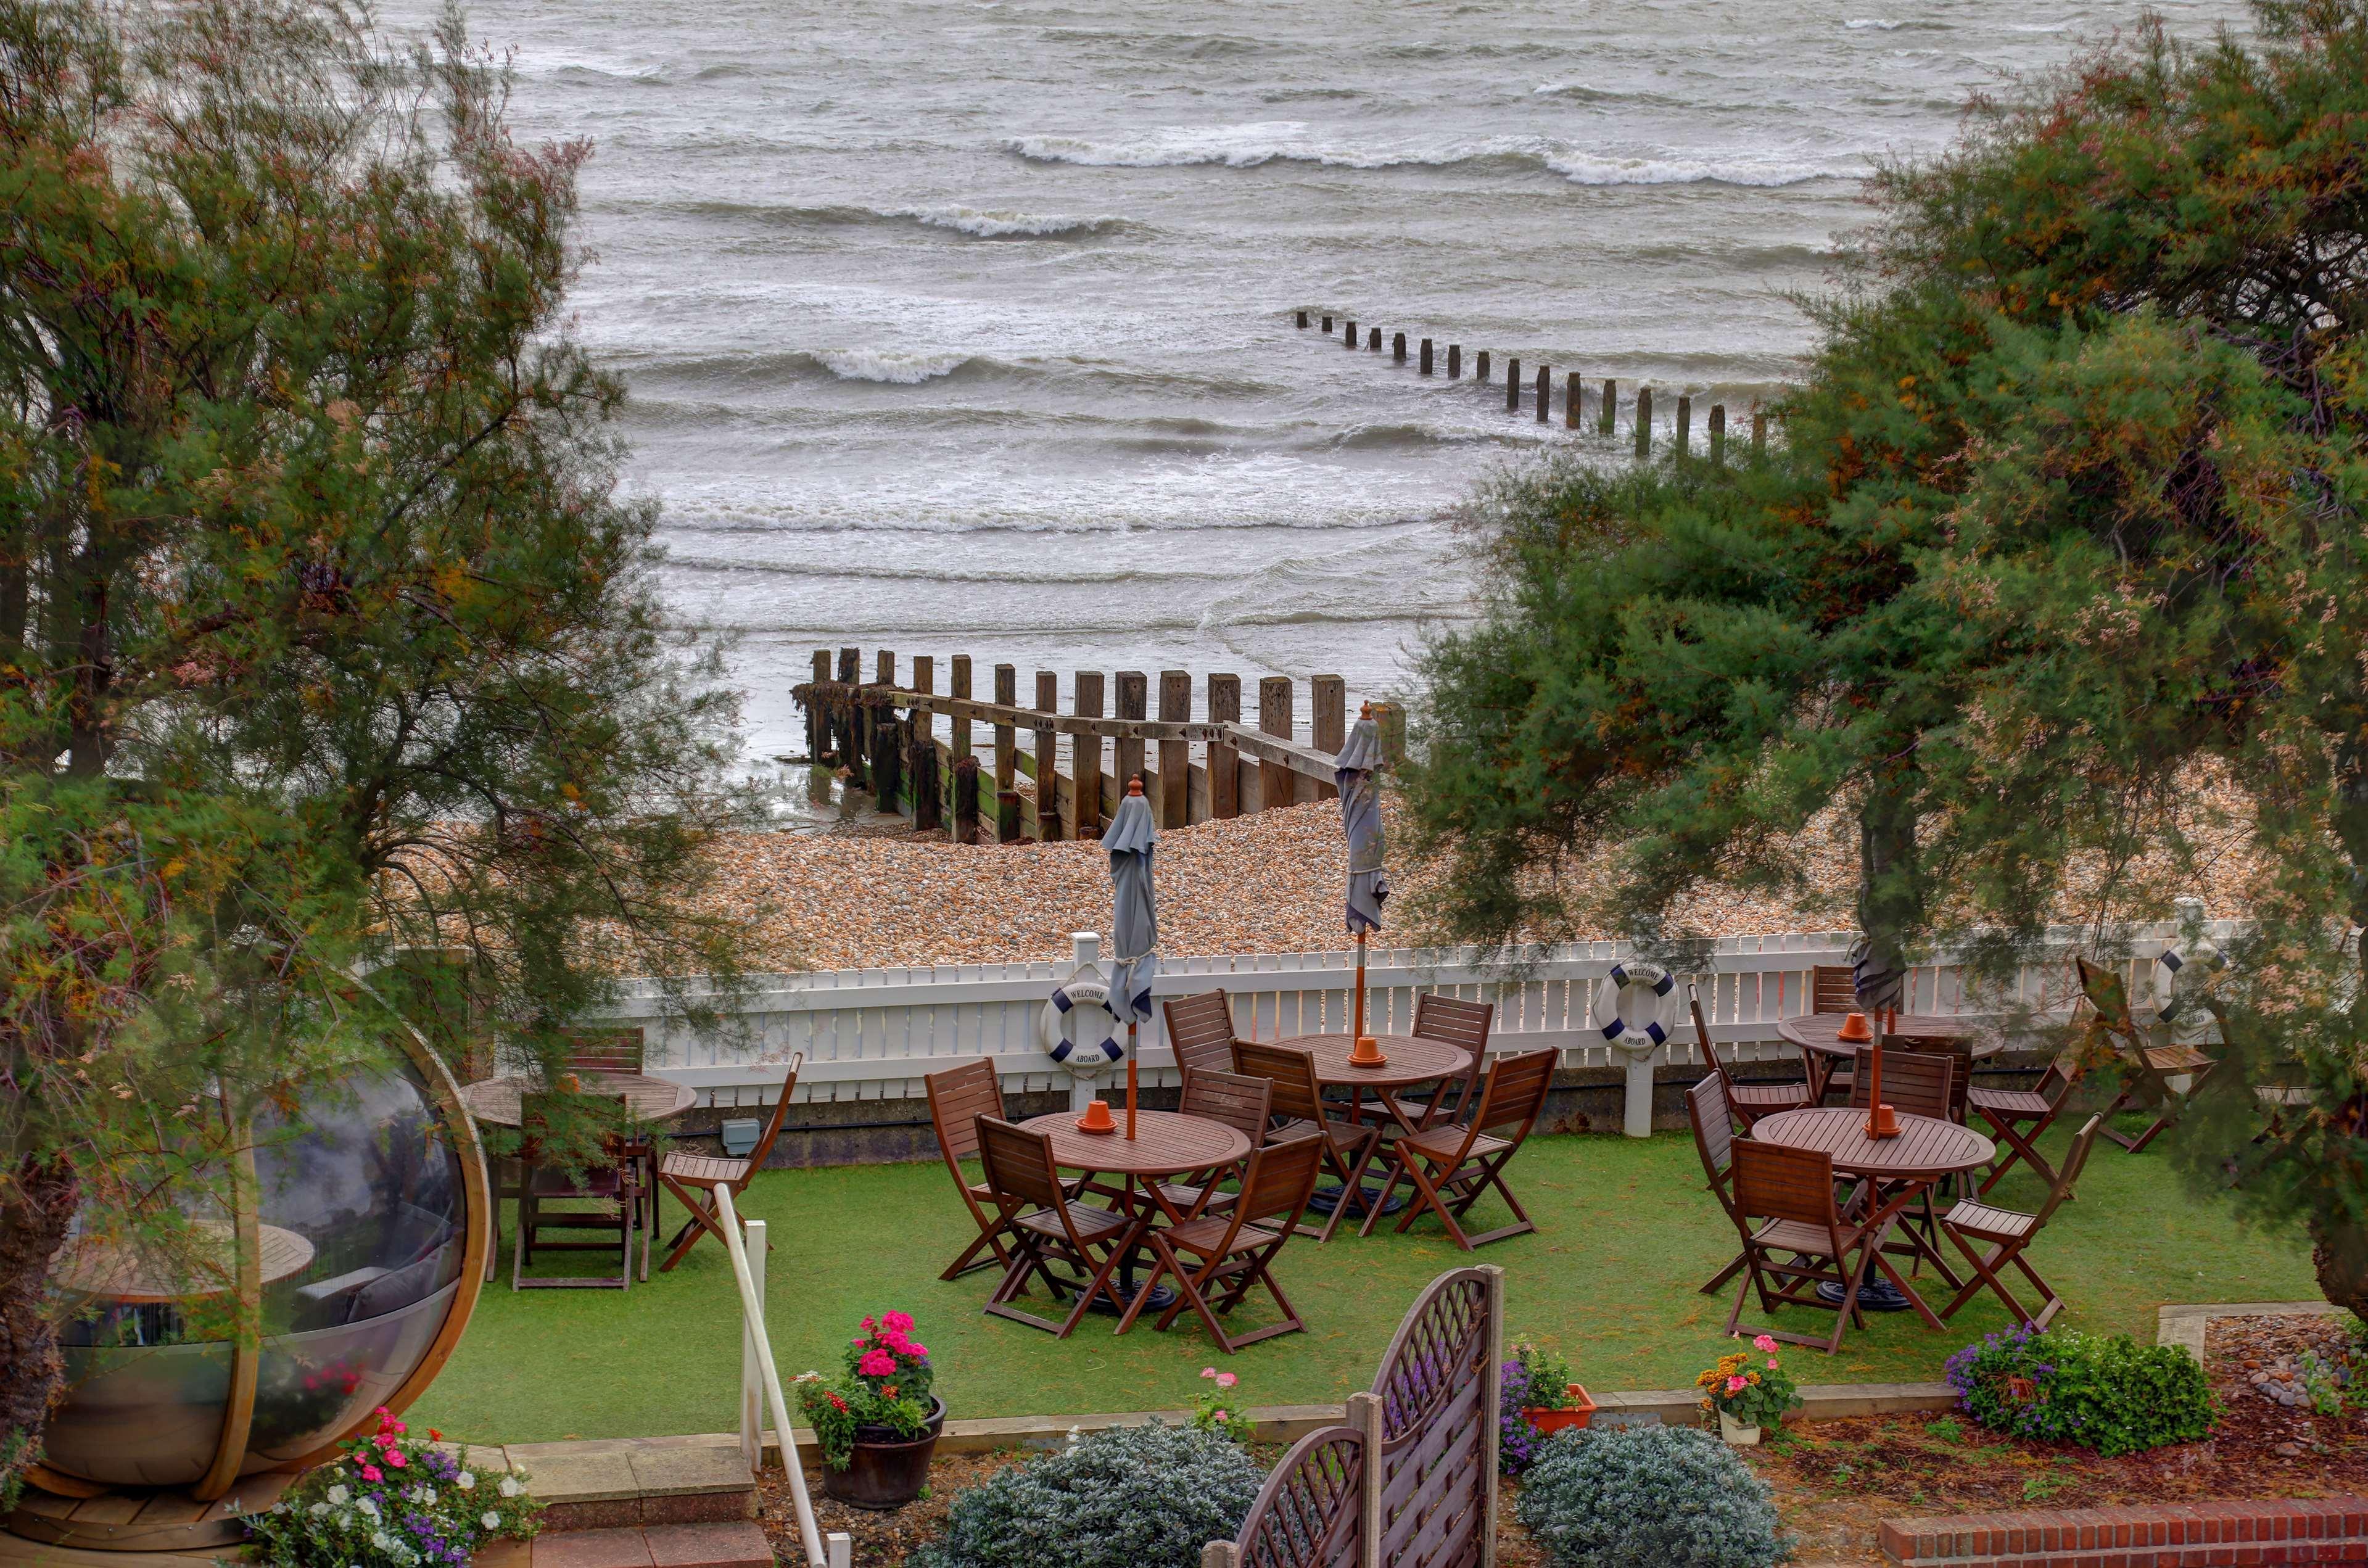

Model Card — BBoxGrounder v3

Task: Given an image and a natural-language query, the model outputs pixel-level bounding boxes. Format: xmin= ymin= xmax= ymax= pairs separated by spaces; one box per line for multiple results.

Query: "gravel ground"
xmin=703 ymin=782 xmax=2264 ymax=973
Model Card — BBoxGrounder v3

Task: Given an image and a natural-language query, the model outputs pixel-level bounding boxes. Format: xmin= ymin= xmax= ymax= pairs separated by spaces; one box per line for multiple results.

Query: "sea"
xmin=387 ymin=0 xmax=2248 ymax=779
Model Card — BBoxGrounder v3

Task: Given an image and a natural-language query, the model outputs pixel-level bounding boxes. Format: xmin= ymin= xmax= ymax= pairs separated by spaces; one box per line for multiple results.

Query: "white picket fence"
xmin=596 ymin=914 xmax=2240 ymax=1116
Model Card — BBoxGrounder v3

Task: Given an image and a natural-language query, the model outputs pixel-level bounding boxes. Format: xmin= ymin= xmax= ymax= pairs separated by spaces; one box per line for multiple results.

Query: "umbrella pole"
xmin=1126 ymin=1021 xmax=1138 ymax=1139
xmin=1353 ymin=928 xmax=1368 ymax=1044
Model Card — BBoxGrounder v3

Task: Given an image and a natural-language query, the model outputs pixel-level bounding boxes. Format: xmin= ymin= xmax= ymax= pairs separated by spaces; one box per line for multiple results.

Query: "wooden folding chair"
xmin=1155 ymin=1068 xmax=1271 ymax=1218
xmin=2076 ymin=957 xmax=2219 ymax=1153
xmin=1970 ymin=1046 xmax=2088 ymax=1195
xmin=1359 ymin=1048 xmax=1557 ymax=1250
xmin=1724 ymin=1140 xmax=1877 ymax=1355
xmin=975 ymin=1116 xmax=1134 ymax=1339
xmin=513 ymin=1092 xmax=642 ymax=1290
xmin=1233 ymin=1040 xmax=1382 ymax=1243
xmin=1129 ymin=1134 xmax=1325 ymax=1351
xmin=1389 ymin=994 xmax=1495 ymax=1130
xmin=1692 ymin=985 xmax=1810 ymax=1128
xmin=1937 ymin=1113 xmax=2107 ymax=1328
xmin=926 ymin=1060 xmax=1018 ymax=1281
xmin=560 ymin=1026 xmax=646 ymax=1073
xmin=1849 ymin=1046 xmax=1957 ymax=1122
xmin=1687 ymin=1075 xmax=1751 ymax=1297
xmin=1811 ymin=965 xmax=1859 ymax=1100
xmin=1163 ymin=989 xmax=1244 ymax=1094
xmin=654 ymin=1054 xmax=802 ymax=1273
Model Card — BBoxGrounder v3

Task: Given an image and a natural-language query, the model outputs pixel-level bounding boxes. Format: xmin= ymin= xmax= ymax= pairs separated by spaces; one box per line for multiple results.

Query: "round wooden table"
xmin=1270 ymin=1033 xmax=1472 ymax=1218
xmin=54 ymin=1221 xmax=316 ymax=1302
xmin=1018 ymin=1110 xmax=1252 ymax=1329
xmin=1752 ymin=1107 xmax=1994 ymax=1327
xmin=1773 ymin=1013 xmax=1999 ymax=1104
xmin=456 ymin=1071 xmax=698 ymax=1128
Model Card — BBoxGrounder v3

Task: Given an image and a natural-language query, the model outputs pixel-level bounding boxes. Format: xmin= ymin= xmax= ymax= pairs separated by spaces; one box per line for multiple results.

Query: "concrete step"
xmin=499 ymin=1435 xmax=758 ymax=1532
xmin=479 ymin=1521 xmax=774 ymax=1568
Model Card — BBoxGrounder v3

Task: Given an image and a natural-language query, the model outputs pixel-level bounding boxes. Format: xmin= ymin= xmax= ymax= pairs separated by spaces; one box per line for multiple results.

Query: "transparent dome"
xmin=45 ymin=1042 xmax=481 ymax=1488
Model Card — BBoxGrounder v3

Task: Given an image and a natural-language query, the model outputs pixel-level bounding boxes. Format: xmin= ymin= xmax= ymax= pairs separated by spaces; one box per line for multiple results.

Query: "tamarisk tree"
xmin=0 ymin=0 xmax=754 ymax=1495
xmin=1403 ymin=0 xmax=2368 ymax=1309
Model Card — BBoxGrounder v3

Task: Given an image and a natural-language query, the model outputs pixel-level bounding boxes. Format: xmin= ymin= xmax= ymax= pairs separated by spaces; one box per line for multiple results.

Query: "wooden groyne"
xmin=792 ymin=651 xmax=1403 ymax=844
xmin=1301 ymin=310 xmax=1769 ymax=460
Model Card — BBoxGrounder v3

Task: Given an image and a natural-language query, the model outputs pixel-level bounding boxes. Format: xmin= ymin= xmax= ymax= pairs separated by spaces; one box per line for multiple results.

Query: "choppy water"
xmin=392 ymin=0 xmax=2246 ymax=763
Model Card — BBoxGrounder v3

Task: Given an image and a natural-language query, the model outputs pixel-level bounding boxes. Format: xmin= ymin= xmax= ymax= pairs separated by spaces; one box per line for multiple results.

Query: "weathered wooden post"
xmin=1257 ymin=676 xmax=1293 ymax=812
xmin=1073 ymin=671 xmax=1105 ymax=839
xmin=1367 ymin=326 xmax=1380 ymax=350
xmin=1709 ymin=403 xmax=1726 ymax=466
xmin=1675 ymin=395 xmax=1691 ymax=458
xmin=1392 ymin=331 xmax=1406 ymax=363
xmin=806 ymin=649 xmax=830 ymax=758
xmin=1752 ymin=408 xmax=1767 ymax=456
xmin=872 ymin=649 xmax=900 ymax=798
xmin=1034 ymin=671 xmax=1061 ymax=841
xmin=1535 ymin=363 xmax=1551 ymax=423
xmin=911 ymin=718 xmax=941 ymax=831
xmin=1115 ymin=671 xmax=1148 ymax=809
xmin=994 ymin=662 xmax=1021 ymax=843
xmin=1635 ymin=388 xmax=1653 ymax=457
xmin=1506 ymin=357 xmax=1520 ymax=413
xmin=1372 ymin=701 xmax=1407 ymax=765
xmin=1344 ymin=319 xmax=1356 ymax=350
xmin=953 ymin=756 xmax=981 ymax=843
xmin=1566 ymin=371 xmax=1582 ymax=429
xmin=872 ymin=704 xmax=902 ymax=815
xmin=1158 ymin=671 xmax=1190 ymax=828
xmin=1297 ymin=310 xmax=1308 ymax=328
xmin=1322 ymin=314 xmax=1333 ymax=332
xmin=906 ymin=654 xmax=931 ymax=818
xmin=1311 ymin=674 xmax=1345 ymax=803
xmin=1448 ymin=344 xmax=1462 ymax=379
xmin=950 ymin=655 xmax=974 ymax=817
xmin=1208 ymin=674 xmax=1242 ymax=820
xmin=1475 ymin=350 xmax=1490 ymax=383
xmin=1419 ymin=338 xmax=1434 ymax=375
xmin=837 ymin=647 xmax=864 ymax=788
xmin=1599 ymin=379 xmax=1616 ymax=435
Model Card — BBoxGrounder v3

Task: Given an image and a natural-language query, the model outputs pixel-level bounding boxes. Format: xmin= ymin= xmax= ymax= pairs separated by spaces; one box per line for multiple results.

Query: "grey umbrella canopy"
xmin=1336 ymin=716 xmax=1390 ymax=935
xmin=1104 ymin=788 xmax=1159 ymax=1025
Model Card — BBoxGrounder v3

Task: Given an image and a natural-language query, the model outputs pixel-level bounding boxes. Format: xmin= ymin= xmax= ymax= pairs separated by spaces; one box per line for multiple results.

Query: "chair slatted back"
xmin=1686 ymin=1074 xmax=1734 ymax=1183
xmin=1237 ymin=1134 xmax=1324 ymax=1228
xmin=1234 ymin=1041 xmax=1327 ymax=1124
xmin=2031 ymin=1113 xmax=2107 ymax=1229
xmin=742 ymin=1054 xmax=806 ymax=1173
xmin=1473 ymin=1048 xmax=1557 ymax=1139
xmin=1411 ymin=994 xmax=1493 ymax=1054
xmin=1689 ymin=986 xmax=1743 ymax=1100
xmin=1812 ymin=966 xmax=1858 ymax=1015
xmin=927 ymin=1060 xmax=1004 ymax=1165
xmin=1731 ymin=1139 xmax=1839 ymax=1228
xmin=975 ymin=1116 xmax=1065 ymax=1211
xmin=1849 ymin=1047 xmax=1956 ymax=1123
xmin=561 ymin=1028 xmax=645 ymax=1074
xmin=1163 ymin=990 xmax=1240 ymax=1085
xmin=1179 ymin=1068 xmax=1273 ymax=1147
xmin=519 ymin=1091 xmax=630 ymax=1166
xmin=1892 ymin=1036 xmax=1974 ymax=1120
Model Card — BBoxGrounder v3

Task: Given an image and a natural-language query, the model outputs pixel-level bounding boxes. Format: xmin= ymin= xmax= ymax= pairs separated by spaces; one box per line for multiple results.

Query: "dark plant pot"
xmin=822 ymin=1397 xmax=945 ymax=1511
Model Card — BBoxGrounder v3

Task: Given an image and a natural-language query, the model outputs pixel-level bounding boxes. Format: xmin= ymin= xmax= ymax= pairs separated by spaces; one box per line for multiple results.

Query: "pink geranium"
xmin=360 ymin=1464 xmax=383 ymax=1482
xmin=1726 ymin=1375 xmax=1747 ymax=1393
xmin=385 ymin=1449 xmax=406 ymax=1469
xmin=883 ymin=1310 xmax=915 ymax=1334
xmin=858 ymin=1348 xmax=896 ymax=1377
xmin=1752 ymin=1335 xmax=1778 ymax=1353
xmin=1213 ymin=1371 xmax=1237 ymax=1389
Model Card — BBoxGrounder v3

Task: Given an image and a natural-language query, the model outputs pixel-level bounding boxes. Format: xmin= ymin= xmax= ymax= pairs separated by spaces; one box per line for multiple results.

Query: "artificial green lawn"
xmin=413 ymin=1127 xmax=2314 ymax=1444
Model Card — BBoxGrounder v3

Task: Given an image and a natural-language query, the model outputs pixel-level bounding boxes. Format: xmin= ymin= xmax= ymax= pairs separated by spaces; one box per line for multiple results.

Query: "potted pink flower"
xmin=1695 ymin=1335 xmax=1801 ymax=1445
xmin=1191 ymin=1366 xmax=1253 ymax=1443
xmin=796 ymin=1311 xmax=944 ymax=1509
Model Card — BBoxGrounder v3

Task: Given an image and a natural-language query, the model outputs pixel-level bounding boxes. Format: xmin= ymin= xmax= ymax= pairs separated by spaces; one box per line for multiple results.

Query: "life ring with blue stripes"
xmin=1044 ymin=979 xmax=1124 ymax=1075
xmin=1595 ymin=961 xmax=1676 ymax=1048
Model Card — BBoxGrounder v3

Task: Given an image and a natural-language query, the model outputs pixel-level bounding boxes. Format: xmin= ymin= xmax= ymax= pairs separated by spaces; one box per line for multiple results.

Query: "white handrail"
xmin=714 ymin=1184 xmax=835 ymax=1568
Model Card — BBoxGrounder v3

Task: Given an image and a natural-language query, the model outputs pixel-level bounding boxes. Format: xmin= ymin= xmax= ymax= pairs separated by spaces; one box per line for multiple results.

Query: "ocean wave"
xmin=641 ymin=198 xmax=1127 ymax=239
xmin=667 ymin=555 xmax=1248 ymax=586
xmin=1001 ymin=123 xmax=1838 ymax=187
xmin=903 ymin=205 xmax=1118 ymax=237
xmin=1845 ymin=15 xmax=1950 ymax=28
xmin=811 ymin=349 xmax=972 ymax=384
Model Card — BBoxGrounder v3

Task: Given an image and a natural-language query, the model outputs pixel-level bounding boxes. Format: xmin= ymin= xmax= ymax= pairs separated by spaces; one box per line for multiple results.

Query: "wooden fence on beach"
xmin=793 ymin=649 xmax=1401 ymax=843
xmin=1300 ymin=308 xmax=1772 ymax=460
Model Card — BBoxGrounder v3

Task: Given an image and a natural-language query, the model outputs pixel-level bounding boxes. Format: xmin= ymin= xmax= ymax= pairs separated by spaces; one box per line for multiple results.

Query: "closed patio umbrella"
xmin=1337 ymin=705 xmax=1391 ymax=1049
xmin=1105 ymin=776 xmax=1158 ymax=1139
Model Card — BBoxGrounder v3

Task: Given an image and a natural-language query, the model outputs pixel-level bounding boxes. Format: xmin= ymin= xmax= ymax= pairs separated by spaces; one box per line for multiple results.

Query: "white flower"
xmin=455 ymin=1472 xmax=474 ymax=1490
xmin=357 ymin=1497 xmax=379 ymax=1519
xmin=497 ymin=1476 xmax=522 ymax=1498
xmin=325 ymin=1485 xmax=349 ymax=1506
xmin=370 ymin=1531 xmax=395 ymax=1551
xmin=482 ymin=1511 xmax=501 ymax=1530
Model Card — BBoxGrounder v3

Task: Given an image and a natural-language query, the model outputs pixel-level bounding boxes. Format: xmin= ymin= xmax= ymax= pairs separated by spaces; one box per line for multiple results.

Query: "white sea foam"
xmin=1845 ymin=17 xmax=1906 ymax=28
xmin=1004 ymin=124 xmax=1832 ymax=185
xmin=1544 ymin=151 xmax=1830 ymax=188
xmin=899 ymin=205 xmax=1114 ymax=237
xmin=810 ymin=349 xmax=969 ymax=384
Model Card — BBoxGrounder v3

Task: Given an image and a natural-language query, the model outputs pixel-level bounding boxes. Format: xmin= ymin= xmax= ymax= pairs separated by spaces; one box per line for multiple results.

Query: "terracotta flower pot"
xmin=1523 ymin=1384 xmax=1597 ymax=1435
xmin=822 ymin=1397 xmax=946 ymax=1511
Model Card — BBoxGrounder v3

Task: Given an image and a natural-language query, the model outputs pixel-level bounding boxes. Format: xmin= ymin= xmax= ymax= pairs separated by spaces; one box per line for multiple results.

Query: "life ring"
xmin=1595 ymin=960 xmax=1676 ymax=1049
xmin=2155 ymin=939 xmax=2224 ymax=1024
xmin=1043 ymin=978 xmax=1125 ymax=1075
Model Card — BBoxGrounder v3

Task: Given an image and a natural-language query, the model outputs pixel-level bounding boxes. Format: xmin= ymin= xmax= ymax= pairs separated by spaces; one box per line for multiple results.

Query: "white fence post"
xmin=740 ymin=1218 xmax=765 ymax=1473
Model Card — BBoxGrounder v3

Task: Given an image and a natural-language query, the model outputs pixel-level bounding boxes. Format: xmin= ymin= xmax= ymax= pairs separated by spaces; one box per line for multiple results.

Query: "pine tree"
xmin=0 ymin=0 xmax=755 ymax=1493
xmin=1403 ymin=0 xmax=2368 ymax=1310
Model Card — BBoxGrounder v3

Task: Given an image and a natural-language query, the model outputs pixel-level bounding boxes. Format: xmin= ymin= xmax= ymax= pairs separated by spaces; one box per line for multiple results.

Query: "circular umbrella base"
xmin=1305 ymin=1181 xmax=1411 ymax=1219
xmin=1086 ymin=1279 xmax=1178 ymax=1317
xmin=1817 ymin=1279 xmax=1914 ymax=1313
